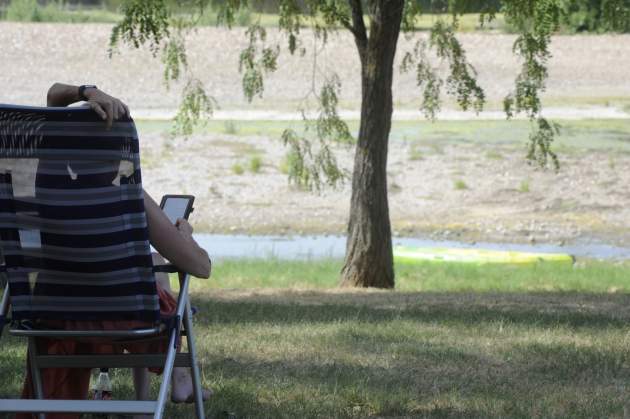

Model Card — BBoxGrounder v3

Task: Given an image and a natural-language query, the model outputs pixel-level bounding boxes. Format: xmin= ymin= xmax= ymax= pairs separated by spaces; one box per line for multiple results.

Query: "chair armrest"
xmin=152 ymin=264 xmax=178 ymax=273
xmin=153 ymin=259 xmax=212 ymax=277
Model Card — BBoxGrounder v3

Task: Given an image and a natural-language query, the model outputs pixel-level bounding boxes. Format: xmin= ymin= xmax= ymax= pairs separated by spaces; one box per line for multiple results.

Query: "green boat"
xmin=393 ymin=246 xmax=575 ymax=265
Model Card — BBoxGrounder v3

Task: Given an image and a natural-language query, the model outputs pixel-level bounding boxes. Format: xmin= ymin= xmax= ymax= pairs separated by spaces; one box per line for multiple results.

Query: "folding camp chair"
xmin=0 ymin=104 xmax=206 ymax=418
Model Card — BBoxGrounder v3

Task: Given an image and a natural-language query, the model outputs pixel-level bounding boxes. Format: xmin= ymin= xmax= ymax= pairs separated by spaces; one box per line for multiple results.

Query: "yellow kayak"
xmin=393 ymin=246 xmax=575 ymax=265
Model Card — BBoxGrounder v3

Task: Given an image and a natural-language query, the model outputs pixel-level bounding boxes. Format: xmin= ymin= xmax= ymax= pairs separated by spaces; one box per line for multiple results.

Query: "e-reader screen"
xmin=162 ymin=196 xmax=193 ymax=224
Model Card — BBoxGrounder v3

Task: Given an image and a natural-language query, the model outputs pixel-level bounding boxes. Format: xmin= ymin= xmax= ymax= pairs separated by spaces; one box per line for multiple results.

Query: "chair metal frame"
xmin=0 ymin=268 xmax=206 ymax=419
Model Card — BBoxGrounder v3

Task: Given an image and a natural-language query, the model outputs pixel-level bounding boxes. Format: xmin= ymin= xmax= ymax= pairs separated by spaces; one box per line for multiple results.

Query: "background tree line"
xmin=1 ymin=0 xmax=629 ymax=32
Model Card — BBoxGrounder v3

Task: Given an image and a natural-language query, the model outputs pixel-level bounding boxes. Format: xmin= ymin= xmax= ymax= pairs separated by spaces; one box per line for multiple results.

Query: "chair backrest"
xmin=0 ymin=104 xmax=159 ymax=323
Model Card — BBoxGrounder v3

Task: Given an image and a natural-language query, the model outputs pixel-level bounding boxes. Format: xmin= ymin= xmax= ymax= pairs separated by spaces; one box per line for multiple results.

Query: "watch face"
xmin=79 ymin=85 xmax=97 ymax=100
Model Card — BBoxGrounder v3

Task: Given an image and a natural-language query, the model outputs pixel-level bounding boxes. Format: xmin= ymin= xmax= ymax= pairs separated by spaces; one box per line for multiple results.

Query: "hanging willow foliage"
xmin=110 ymin=0 xmax=629 ymax=179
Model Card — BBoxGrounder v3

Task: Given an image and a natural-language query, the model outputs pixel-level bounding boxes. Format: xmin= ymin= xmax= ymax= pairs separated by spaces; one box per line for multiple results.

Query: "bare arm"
xmin=47 ymin=82 xmax=130 ymax=129
xmin=144 ymin=191 xmax=211 ymax=279
xmin=47 ymin=83 xmax=82 ymax=107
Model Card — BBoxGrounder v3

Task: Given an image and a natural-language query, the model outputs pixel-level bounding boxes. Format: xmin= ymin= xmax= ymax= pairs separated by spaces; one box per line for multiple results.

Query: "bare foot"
xmin=170 ymin=367 xmax=213 ymax=403
xmin=171 ymin=387 xmax=213 ymax=404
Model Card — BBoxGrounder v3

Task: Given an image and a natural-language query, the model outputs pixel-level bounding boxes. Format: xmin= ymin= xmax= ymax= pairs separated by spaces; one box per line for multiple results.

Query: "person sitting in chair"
xmin=17 ymin=83 xmax=212 ymax=419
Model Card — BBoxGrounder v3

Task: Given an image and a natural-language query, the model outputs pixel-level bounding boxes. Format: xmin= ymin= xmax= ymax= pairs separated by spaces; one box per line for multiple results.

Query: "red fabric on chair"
xmin=16 ymin=284 xmax=178 ymax=419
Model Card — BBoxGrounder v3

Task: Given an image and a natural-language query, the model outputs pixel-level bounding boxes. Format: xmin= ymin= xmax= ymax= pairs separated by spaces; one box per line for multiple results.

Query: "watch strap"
xmin=78 ymin=85 xmax=97 ymax=101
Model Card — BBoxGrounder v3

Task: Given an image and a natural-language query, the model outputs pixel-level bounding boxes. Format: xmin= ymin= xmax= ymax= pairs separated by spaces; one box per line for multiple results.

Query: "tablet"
xmin=159 ymin=194 xmax=195 ymax=224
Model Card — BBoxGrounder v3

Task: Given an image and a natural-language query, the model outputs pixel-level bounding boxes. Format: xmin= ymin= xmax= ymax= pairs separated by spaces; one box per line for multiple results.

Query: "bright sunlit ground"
xmin=3 ymin=259 xmax=630 ymax=418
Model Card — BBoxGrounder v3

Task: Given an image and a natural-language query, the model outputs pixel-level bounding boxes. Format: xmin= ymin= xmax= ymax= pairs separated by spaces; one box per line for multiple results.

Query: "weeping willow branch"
xmin=400 ymin=18 xmax=484 ymax=120
xmin=281 ymin=74 xmax=352 ymax=191
xmin=502 ymin=0 xmax=563 ymax=170
xmin=110 ymin=0 xmax=609 ymax=178
xmin=173 ymin=79 xmax=217 ymax=136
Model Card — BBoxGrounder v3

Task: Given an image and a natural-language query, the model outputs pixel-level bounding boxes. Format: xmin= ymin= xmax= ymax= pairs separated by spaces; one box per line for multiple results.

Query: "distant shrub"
xmin=501 ymin=0 xmax=630 ymax=33
xmin=454 ymin=179 xmax=468 ymax=190
xmin=186 ymin=4 xmax=250 ymax=26
xmin=39 ymin=2 xmax=71 ymax=22
xmin=486 ymin=150 xmax=503 ymax=160
xmin=278 ymin=158 xmax=289 ymax=174
xmin=195 ymin=8 xmax=218 ymax=26
xmin=279 ymin=150 xmax=299 ymax=175
xmin=236 ymin=7 xmax=251 ymax=26
xmin=411 ymin=0 xmax=502 ymax=14
xmin=232 ymin=163 xmax=244 ymax=175
xmin=4 ymin=0 xmax=627 ymax=33
xmin=4 ymin=0 xmax=120 ymax=23
xmin=223 ymin=120 xmax=239 ymax=135
xmin=519 ymin=180 xmax=530 ymax=193
xmin=408 ymin=145 xmax=423 ymax=161
xmin=6 ymin=0 xmax=41 ymax=21
xmin=561 ymin=0 xmax=630 ymax=33
xmin=249 ymin=155 xmax=262 ymax=173
xmin=104 ymin=0 xmax=124 ymax=12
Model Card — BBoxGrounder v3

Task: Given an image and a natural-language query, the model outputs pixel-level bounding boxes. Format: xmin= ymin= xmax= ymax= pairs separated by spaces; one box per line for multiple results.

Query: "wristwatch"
xmin=78 ymin=85 xmax=98 ymax=101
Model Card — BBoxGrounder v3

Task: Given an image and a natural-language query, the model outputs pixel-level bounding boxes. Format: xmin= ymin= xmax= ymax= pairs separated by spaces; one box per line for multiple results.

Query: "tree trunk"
xmin=340 ymin=0 xmax=404 ymax=288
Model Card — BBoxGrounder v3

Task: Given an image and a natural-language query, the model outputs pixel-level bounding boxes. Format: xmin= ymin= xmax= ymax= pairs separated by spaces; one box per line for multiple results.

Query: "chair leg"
xmin=0 ymin=283 xmax=9 ymax=339
xmin=184 ymin=300 xmax=205 ymax=419
xmin=153 ymin=324 xmax=179 ymax=419
xmin=28 ymin=337 xmax=46 ymax=419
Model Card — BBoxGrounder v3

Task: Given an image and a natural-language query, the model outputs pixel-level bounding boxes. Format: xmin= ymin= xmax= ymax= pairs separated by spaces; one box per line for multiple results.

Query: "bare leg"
xmin=132 ymin=367 xmax=152 ymax=419
xmin=170 ymin=367 xmax=212 ymax=403
xmin=152 ymin=253 xmax=213 ymax=403
xmin=133 ymin=367 xmax=151 ymax=400
xmin=130 ymin=254 xmax=170 ymax=418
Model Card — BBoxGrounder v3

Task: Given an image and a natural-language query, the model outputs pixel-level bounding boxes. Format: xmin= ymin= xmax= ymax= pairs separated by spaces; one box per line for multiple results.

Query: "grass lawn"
xmin=3 ymin=259 xmax=630 ymax=418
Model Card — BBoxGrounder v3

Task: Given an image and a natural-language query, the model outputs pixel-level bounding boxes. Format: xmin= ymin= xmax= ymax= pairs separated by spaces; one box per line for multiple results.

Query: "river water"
xmin=192 ymin=234 xmax=630 ymax=261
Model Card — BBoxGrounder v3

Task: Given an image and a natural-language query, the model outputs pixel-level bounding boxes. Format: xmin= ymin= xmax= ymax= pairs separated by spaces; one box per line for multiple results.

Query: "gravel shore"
xmin=138 ymin=127 xmax=630 ymax=247
xmin=2 ymin=23 xmax=630 ymax=110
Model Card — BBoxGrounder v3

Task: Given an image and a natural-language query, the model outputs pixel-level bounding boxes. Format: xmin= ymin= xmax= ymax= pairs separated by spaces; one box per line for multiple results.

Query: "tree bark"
xmin=340 ymin=0 xmax=404 ymax=288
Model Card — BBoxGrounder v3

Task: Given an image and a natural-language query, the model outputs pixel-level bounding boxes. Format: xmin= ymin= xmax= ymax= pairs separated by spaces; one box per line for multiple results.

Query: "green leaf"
xmin=172 ymin=79 xmax=217 ymax=136
xmin=278 ymin=75 xmax=352 ymax=191
xmin=109 ymin=0 xmax=170 ymax=55
xmin=161 ymin=33 xmax=188 ymax=85
xmin=239 ymin=24 xmax=280 ymax=102
xmin=526 ymin=117 xmax=560 ymax=170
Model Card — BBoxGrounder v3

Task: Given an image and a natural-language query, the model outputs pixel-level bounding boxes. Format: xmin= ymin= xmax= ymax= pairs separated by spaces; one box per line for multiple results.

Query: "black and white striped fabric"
xmin=0 ymin=104 xmax=159 ymax=322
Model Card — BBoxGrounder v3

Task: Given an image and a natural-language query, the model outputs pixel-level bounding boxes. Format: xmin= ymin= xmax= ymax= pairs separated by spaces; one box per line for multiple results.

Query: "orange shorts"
xmin=17 ymin=284 xmax=178 ymax=419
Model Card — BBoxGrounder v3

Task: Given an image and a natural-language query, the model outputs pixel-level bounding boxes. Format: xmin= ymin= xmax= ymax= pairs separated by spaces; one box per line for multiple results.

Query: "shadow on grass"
xmin=186 ymin=290 xmax=630 ymax=418
xmin=203 ymin=336 xmax=630 ymax=418
xmin=3 ymin=290 xmax=630 ymax=418
xmin=193 ymin=289 xmax=630 ymax=330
